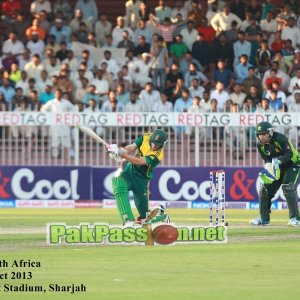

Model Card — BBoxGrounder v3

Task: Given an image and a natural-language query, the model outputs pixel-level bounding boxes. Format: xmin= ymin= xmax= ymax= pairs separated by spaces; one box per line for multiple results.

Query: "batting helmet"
xmin=149 ymin=129 xmax=168 ymax=148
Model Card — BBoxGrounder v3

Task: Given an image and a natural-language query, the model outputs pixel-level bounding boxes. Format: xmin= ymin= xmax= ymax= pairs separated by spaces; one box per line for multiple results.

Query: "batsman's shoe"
xmin=134 ymin=216 xmax=146 ymax=225
xmin=124 ymin=220 xmax=135 ymax=227
xmin=145 ymin=214 xmax=170 ymax=224
xmin=164 ymin=214 xmax=171 ymax=224
xmin=249 ymin=217 xmax=270 ymax=226
xmin=287 ymin=217 xmax=300 ymax=227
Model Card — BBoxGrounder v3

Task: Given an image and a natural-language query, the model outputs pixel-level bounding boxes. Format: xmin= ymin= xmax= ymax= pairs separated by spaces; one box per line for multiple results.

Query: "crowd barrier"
xmin=0 ymin=112 xmax=299 ymax=167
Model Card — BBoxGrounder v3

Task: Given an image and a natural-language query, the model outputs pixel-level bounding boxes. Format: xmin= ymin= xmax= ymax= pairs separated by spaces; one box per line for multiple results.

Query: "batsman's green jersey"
xmin=117 ymin=133 xmax=164 ymax=219
xmin=125 ymin=133 xmax=164 ymax=179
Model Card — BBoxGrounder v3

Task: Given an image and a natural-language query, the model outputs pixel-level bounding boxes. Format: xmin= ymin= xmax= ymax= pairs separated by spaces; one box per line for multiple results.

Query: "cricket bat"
xmin=143 ymin=223 xmax=154 ymax=246
xmin=77 ymin=125 xmax=108 ymax=146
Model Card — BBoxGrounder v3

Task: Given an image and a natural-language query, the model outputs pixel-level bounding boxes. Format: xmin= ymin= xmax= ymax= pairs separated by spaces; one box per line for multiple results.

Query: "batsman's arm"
xmin=124 ymin=143 xmax=138 ymax=154
xmin=108 ymin=142 xmax=147 ymax=165
xmin=121 ymin=152 xmax=147 ymax=165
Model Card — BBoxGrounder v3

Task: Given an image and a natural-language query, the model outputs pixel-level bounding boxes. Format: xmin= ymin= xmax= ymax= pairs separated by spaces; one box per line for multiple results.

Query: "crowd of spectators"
xmin=1 ymin=0 xmax=300 ymax=158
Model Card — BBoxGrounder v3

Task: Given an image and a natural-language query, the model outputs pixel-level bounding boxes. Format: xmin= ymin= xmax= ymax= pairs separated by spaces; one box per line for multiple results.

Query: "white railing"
xmin=0 ymin=112 xmax=298 ymax=167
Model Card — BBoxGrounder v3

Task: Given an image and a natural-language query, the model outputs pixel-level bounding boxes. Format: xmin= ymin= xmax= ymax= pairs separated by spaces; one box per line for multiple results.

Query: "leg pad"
xmin=112 ymin=176 xmax=135 ymax=224
xmin=282 ymin=183 xmax=300 ymax=219
xmin=259 ymin=185 xmax=271 ymax=221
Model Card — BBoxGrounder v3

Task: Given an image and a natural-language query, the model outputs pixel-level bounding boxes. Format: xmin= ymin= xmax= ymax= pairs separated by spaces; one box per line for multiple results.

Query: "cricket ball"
xmin=152 ymin=225 xmax=178 ymax=245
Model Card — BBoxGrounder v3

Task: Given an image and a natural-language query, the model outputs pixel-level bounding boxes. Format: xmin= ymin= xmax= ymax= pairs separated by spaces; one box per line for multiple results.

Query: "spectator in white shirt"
xmin=256 ymin=97 xmax=274 ymax=113
xmin=210 ymin=81 xmax=230 ymax=111
xmin=186 ymin=96 xmax=205 ymax=137
xmin=10 ymin=100 xmax=37 ymax=140
xmin=260 ymin=11 xmax=277 ymax=40
xmin=74 ymin=77 xmax=89 ymax=103
xmin=155 ymin=0 xmax=172 ymax=24
xmin=210 ymin=4 xmax=242 ymax=34
xmin=30 ymin=0 xmax=52 ymax=17
xmin=233 ymin=31 xmax=251 ymax=70
xmin=18 ymin=48 xmax=31 ymax=70
xmin=71 ymin=62 xmax=94 ymax=83
xmin=99 ymin=50 xmax=120 ymax=79
xmin=44 ymin=56 xmax=60 ymax=77
xmin=125 ymin=0 xmax=142 ymax=28
xmin=62 ymin=50 xmax=79 ymax=72
xmin=125 ymin=91 xmax=143 ymax=112
xmin=287 ymin=91 xmax=300 ymax=111
xmin=121 ymin=65 xmax=133 ymax=84
xmin=26 ymin=32 xmax=45 ymax=59
xmin=40 ymin=88 xmax=74 ymax=159
xmin=153 ymin=91 xmax=173 ymax=112
xmin=36 ymin=69 xmax=52 ymax=92
xmin=206 ymin=1 xmax=220 ymax=24
xmin=230 ymin=83 xmax=246 ymax=109
xmin=139 ymin=82 xmax=161 ymax=112
xmin=1 ymin=31 xmax=25 ymax=62
xmin=112 ymin=16 xmax=134 ymax=47
xmin=16 ymin=71 xmax=29 ymax=95
xmin=281 ymin=17 xmax=300 ymax=48
xmin=180 ymin=20 xmax=198 ymax=51
xmin=128 ymin=52 xmax=152 ymax=88
xmin=24 ymin=54 xmax=44 ymax=81
xmin=188 ymin=78 xmax=205 ymax=99
xmin=91 ymin=69 xmax=110 ymax=104
xmin=79 ymin=49 xmax=95 ymax=71
xmin=69 ymin=9 xmax=93 ymax=33
xmin=288 ymin=68 xmax=300 ymax=94
xmin=95 ymin=13 xmax=112 ymax=46
xmin=171 ymin=0 xmax=188 ymax=19
xmin=84 ymin=98 xmax=105 ymax=137
xmin=199 ymin=90 xmax=211 ymax=112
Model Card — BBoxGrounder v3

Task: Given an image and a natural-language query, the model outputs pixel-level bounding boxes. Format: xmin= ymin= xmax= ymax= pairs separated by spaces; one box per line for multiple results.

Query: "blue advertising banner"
xmin=0 ymin=167 xmax=91 ymax=200
xmin=92 ymin=167 xmax=296 ymax=202
xmin=0 ymin=200 xmax=16 ymax=208
xmin=1 ymin=166 xmax=297 ymax=203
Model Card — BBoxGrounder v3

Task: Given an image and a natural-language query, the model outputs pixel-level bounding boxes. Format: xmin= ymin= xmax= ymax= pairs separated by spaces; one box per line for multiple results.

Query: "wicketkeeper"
xmin=250 ymin=121 xmax=300 ymax=227
xmin=106 ymin=129 xmax=169 ymax=225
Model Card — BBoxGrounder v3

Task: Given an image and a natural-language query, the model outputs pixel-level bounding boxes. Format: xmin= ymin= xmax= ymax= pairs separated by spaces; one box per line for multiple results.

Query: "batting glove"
xmin=106 ymin=144 xmax=127 ymax=157
xmin=106 ymin=144 xmax=118 ymax=153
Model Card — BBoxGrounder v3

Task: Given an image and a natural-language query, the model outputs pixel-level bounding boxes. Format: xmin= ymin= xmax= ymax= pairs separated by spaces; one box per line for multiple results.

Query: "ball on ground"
xmin=152 ymin=225 xmax=178 ymax=245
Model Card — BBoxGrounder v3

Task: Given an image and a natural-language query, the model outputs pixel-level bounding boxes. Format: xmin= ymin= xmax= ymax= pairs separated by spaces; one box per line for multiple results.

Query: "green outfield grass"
xmin=0 ymin=208 xmax=300 ymax=300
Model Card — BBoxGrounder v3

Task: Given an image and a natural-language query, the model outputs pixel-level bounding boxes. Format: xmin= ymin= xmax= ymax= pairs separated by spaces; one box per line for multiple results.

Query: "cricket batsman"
xmin=250 ymin=121 xmax=300 ymax=227
xmin=106 ymin=129 xmax=169 ymax=225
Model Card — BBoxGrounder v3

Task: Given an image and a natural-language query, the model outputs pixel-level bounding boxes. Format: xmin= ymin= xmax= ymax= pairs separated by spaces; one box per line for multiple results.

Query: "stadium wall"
xmin=0 ymin=166 xmax=299 ymax=209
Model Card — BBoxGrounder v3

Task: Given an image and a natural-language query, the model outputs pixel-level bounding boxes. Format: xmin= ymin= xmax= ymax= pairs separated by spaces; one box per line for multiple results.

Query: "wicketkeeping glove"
xmin=272 ymin=158 xmax=281 ymax=180
xmin=259 ymin=169 xmax=275 ymax=184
